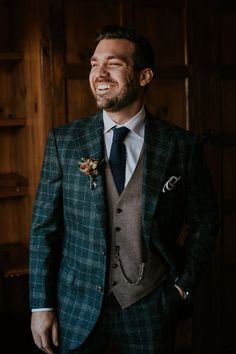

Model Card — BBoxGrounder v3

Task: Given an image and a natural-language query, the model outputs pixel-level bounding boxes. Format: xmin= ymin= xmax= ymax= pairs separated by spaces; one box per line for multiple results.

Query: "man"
xmin=29 ymin=25 xmax=218 ymax=354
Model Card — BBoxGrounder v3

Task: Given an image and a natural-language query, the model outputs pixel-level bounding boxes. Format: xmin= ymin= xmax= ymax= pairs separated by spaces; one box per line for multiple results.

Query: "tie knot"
xmin=112 ymin=126 xmax=130 ymax=142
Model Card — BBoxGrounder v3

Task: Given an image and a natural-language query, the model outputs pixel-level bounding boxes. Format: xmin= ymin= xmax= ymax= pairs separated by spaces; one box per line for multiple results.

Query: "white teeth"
xmin=97 ymin=84 xmax=110 ymax=90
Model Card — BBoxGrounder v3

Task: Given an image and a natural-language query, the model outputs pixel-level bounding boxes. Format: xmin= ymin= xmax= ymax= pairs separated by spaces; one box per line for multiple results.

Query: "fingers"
xmin=32 ymin=333 xmax=43 ymax=352
xmin=32 ymin=328 xmax=54 ymax=354
xmin=31 ymin=311 xmax=59 ymax=354
xmin=52 ymin=321 xmax=59 ymax=347
xmin=41 ymin=332 xmax=55 ymax=354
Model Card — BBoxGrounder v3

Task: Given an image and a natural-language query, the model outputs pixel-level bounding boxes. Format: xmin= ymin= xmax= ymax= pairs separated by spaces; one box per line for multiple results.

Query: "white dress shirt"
xmin=103 ymin=106 xmax=145 ymax=187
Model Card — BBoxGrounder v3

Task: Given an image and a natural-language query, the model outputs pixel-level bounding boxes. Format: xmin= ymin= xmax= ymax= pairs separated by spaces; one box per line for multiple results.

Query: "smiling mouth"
xmin=96 ymin=83 xmax=114 ymax=94
xmin=97 ymin=84 xmax=110 ymax=90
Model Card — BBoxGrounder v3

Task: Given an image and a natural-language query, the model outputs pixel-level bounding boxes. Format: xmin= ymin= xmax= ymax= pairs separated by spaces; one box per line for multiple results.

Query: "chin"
xmin=96 ymin=99 xmax=116 ymax=111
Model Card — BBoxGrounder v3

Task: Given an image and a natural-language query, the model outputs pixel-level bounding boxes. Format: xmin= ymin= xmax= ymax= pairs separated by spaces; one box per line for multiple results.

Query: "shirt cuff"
xmin=31 ymin=308 xmax=54 ymax=312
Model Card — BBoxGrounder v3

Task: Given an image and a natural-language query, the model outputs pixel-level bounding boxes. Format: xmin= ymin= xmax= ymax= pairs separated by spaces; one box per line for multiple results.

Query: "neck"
xmin=105 ymin=101 xmax=144 ymax=124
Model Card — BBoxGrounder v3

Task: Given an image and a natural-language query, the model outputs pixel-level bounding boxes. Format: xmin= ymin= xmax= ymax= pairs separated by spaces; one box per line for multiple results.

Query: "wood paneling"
xmin=0 ymin=173 xmax=28 ymax=198
xmin=219 ymin=3 xmax=236 ymax=354
xmin=220 ymin=12 xmax=236 ymax=66
xmin=1 ymin=0 xmax=235 ymax=353
xmin=0 ymin=118 xmax=25 ymax=126
xmin=0 ymin=0 xmax=56 ymax=246
xmin=67 ymin=79 xmax=96 ymax=121
xmin=224 ymin=212 xmax=236 ymax=262
xmin=222 ymin=81 xmax=236 ymax=132
xmin=222 ymin=270 xmax=236 ymax=353
xmin=223 ymin=147 xmax=236 ymax=200
xmin=145 ymin=79 xmax=188 ymax=128
xmin=65 ymin=0 xmax=120 ymax=63
xmin=132 ymin=3 xmax=187 ymax=66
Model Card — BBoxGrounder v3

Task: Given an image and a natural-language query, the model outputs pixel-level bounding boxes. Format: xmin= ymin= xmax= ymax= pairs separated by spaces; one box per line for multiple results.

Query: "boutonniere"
xmin=162 ymin=176 xmax=181 ymax=193
xmin=78 ymin=157 xmax=104 ymax=190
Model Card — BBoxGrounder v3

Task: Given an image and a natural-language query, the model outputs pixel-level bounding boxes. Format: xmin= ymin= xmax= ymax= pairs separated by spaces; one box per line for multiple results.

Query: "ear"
xmin=139 ymin=68 xmax=154 ymax=87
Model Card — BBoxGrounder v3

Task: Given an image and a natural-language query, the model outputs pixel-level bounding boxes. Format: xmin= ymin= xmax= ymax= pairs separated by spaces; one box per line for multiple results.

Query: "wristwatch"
xmin=182 ymin=290 xmax=191 ymax=300
xmin=174 ymin=283 xmax=191 ymax=300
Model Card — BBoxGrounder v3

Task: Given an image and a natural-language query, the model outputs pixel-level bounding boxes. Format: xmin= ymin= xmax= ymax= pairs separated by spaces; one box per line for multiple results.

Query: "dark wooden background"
xmin=0 ymin=0 xmax=235 ymax=353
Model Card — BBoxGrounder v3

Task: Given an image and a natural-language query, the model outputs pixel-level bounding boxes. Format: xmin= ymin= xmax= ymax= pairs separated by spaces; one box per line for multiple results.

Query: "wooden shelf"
xmin=0 ymin=52 xmax=23 ymax=62
xmin=0 ymin=117 xmax=26 ymax=127
xmin=0 ymin=242 xmax=28 ymax=278
xmin=0 ymin=173 xmax=28 ymax=199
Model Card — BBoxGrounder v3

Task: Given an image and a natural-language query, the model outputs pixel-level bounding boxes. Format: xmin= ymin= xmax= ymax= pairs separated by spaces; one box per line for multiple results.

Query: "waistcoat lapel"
xmin=142 ymin=112 xmax=175 ymax=246
xmin=74 ymin=112 xmax=107 ymax=233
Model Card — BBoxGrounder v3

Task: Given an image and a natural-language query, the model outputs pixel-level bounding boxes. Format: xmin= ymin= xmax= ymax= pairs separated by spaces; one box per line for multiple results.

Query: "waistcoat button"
xmin=116 ymin=208 xmax=123 ymax=214
xmin=115 ymin=227 xmax=121 ymax=232
xmin=112 ymin=263 xmax=118 ymax=268
xmin=111 ymin=281 xmax=117 ymax=286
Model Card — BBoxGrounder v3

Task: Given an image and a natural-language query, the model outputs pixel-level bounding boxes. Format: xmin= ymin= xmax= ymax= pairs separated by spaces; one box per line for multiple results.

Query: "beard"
xmin=91 ymin=76 xmax=140 ymax=112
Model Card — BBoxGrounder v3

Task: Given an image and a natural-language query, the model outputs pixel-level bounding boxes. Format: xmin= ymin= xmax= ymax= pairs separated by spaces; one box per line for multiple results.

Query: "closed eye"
xmin=108 ymin=60 xmax=123 ymax=66
xmin=110 ymin=62 xmax=121 ymax=65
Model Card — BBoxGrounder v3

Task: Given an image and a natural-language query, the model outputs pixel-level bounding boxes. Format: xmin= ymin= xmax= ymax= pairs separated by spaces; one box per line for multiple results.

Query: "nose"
xmin=96 ymin=64 xmax=110 ymax=78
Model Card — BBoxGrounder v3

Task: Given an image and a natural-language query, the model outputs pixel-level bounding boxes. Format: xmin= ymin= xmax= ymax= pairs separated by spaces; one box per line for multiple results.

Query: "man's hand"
xmin=31 ymin=311 xmax=59 ymax=354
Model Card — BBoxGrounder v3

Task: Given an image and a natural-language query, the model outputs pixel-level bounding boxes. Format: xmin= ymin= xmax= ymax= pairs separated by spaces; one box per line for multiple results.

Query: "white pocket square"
xmin=162 ymin=176 xmax=181 ymax=193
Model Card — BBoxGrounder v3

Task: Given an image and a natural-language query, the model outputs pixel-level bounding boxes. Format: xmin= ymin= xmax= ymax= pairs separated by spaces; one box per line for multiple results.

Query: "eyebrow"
xmin=90 ymin=55 xmax=128 ymax=63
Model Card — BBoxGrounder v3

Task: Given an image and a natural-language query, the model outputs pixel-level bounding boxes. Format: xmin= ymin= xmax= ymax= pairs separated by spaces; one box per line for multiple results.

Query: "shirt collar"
xmin=103 ymin=106 xmax=145 ymax=138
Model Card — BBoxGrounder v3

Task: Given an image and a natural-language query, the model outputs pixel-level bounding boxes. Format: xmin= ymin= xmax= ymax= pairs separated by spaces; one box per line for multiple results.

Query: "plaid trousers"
xmin=63 ymin=279 xmax=182 ymax=354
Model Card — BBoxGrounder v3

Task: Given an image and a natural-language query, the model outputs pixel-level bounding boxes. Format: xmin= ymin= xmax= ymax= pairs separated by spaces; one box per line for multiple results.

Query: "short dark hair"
xmin=95 ymin=25 xmax=155 ymax=72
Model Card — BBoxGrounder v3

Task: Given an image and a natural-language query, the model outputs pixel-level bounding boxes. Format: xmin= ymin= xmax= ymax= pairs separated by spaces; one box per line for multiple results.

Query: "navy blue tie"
xmin=109 ymin=126 xmax=130 ymax=194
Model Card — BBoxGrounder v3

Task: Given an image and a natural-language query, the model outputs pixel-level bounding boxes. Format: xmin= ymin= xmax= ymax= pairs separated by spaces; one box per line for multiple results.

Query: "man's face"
xmin=89 ymin=38 xmax=141 ymax=112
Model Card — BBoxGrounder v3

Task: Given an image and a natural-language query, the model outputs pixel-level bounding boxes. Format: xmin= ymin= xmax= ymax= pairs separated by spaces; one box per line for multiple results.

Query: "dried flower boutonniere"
xmin=78 ymin=157 xmax=104 ymax=190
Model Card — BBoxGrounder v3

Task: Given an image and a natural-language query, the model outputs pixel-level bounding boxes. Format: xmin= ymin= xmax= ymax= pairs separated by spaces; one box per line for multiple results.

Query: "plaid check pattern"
xmin=29 ymin=110 xmax=218 ymax=351
xmin=65 ymin=280 xmax=181 ymax=354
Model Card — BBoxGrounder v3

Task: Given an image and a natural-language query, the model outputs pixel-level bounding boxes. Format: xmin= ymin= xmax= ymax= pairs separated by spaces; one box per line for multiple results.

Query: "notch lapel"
xmin=75 ymin=112 xmax=107 ymax=234
xmin=142 ymin=113 xmax=176 ymax=246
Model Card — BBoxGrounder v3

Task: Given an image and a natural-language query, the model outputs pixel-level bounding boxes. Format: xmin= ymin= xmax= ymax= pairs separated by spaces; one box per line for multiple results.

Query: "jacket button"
xmin=115 ymin=227 xmax=121 ymax=232
xmin=112 ymin=263 xmax=118 ymax=268
xmin=96 ymin=286 xmax=103 ymax=293
xmin=111 ymin=281 xmax=117 ymax=286
xmin=101 ymin=249 xmax=106 ymax=256
xmin=116 ymin=208 xmax=123 ymax=214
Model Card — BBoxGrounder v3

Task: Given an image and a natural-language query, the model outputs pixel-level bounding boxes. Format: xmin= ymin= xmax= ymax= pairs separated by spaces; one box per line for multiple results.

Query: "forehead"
xmin=92 ymin=38 xmax=135 ymax=60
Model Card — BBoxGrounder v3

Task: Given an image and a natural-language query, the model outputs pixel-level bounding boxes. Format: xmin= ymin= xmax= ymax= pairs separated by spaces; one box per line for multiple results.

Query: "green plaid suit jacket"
xmin=29 ymin=110 xmax=218 ymax=350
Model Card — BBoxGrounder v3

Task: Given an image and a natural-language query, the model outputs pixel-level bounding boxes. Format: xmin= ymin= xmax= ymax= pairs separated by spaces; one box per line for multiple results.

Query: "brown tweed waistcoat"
xmin=105 ymin=152 xmax=168 ymax=308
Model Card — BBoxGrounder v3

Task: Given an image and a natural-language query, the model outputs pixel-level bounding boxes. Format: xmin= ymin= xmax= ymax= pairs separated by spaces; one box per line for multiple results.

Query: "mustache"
xmin=95 ymin=78 xmax=116 ymax=84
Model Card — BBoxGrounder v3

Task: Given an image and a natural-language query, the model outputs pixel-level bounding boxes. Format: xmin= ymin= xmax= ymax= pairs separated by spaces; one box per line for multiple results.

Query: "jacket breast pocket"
xmin=158 ymin=177 xmax=186 ymax=222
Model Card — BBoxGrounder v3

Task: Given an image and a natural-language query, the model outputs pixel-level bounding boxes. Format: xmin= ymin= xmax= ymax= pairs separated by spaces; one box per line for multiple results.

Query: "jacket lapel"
xmin=142 ymin=112 xmax=176 ymax=246
xmin=74 ymin=110 xmax=176 ymax=245
xmin=74 ymin=112 xmax=107 ymax=234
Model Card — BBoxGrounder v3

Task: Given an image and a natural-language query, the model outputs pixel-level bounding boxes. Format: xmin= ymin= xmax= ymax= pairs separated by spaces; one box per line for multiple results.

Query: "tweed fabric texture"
xmin=29 ymin=110 xmax=218 ymax=351
xmin=106 ymin=151 xmax=168 ymax=308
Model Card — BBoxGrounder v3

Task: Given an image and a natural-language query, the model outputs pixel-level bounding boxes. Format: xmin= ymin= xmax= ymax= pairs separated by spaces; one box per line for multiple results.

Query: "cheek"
xmin=120 ymin=68 xmax=136 ymax=84
xmin=88 ymin=73 xmax=94 ymax=88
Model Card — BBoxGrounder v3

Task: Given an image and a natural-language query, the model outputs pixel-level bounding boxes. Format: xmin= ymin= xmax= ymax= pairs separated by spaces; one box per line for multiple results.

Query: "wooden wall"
xmin=0 ymin=0 xmax=54 ymax=246
xmin=0 ymin=0 xmax=236 ymax=353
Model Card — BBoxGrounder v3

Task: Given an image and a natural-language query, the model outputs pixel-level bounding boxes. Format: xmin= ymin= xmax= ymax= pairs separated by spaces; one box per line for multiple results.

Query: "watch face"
xmin=183 ymin=291 xmax=191 ymax=300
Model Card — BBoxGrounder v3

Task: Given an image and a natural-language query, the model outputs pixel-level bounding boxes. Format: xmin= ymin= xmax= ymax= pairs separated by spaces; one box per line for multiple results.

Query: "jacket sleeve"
xmin=175 ymin=136 xmax=219 ymax=292
xmin=29 ymin=129 xmax=63 ymax=309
